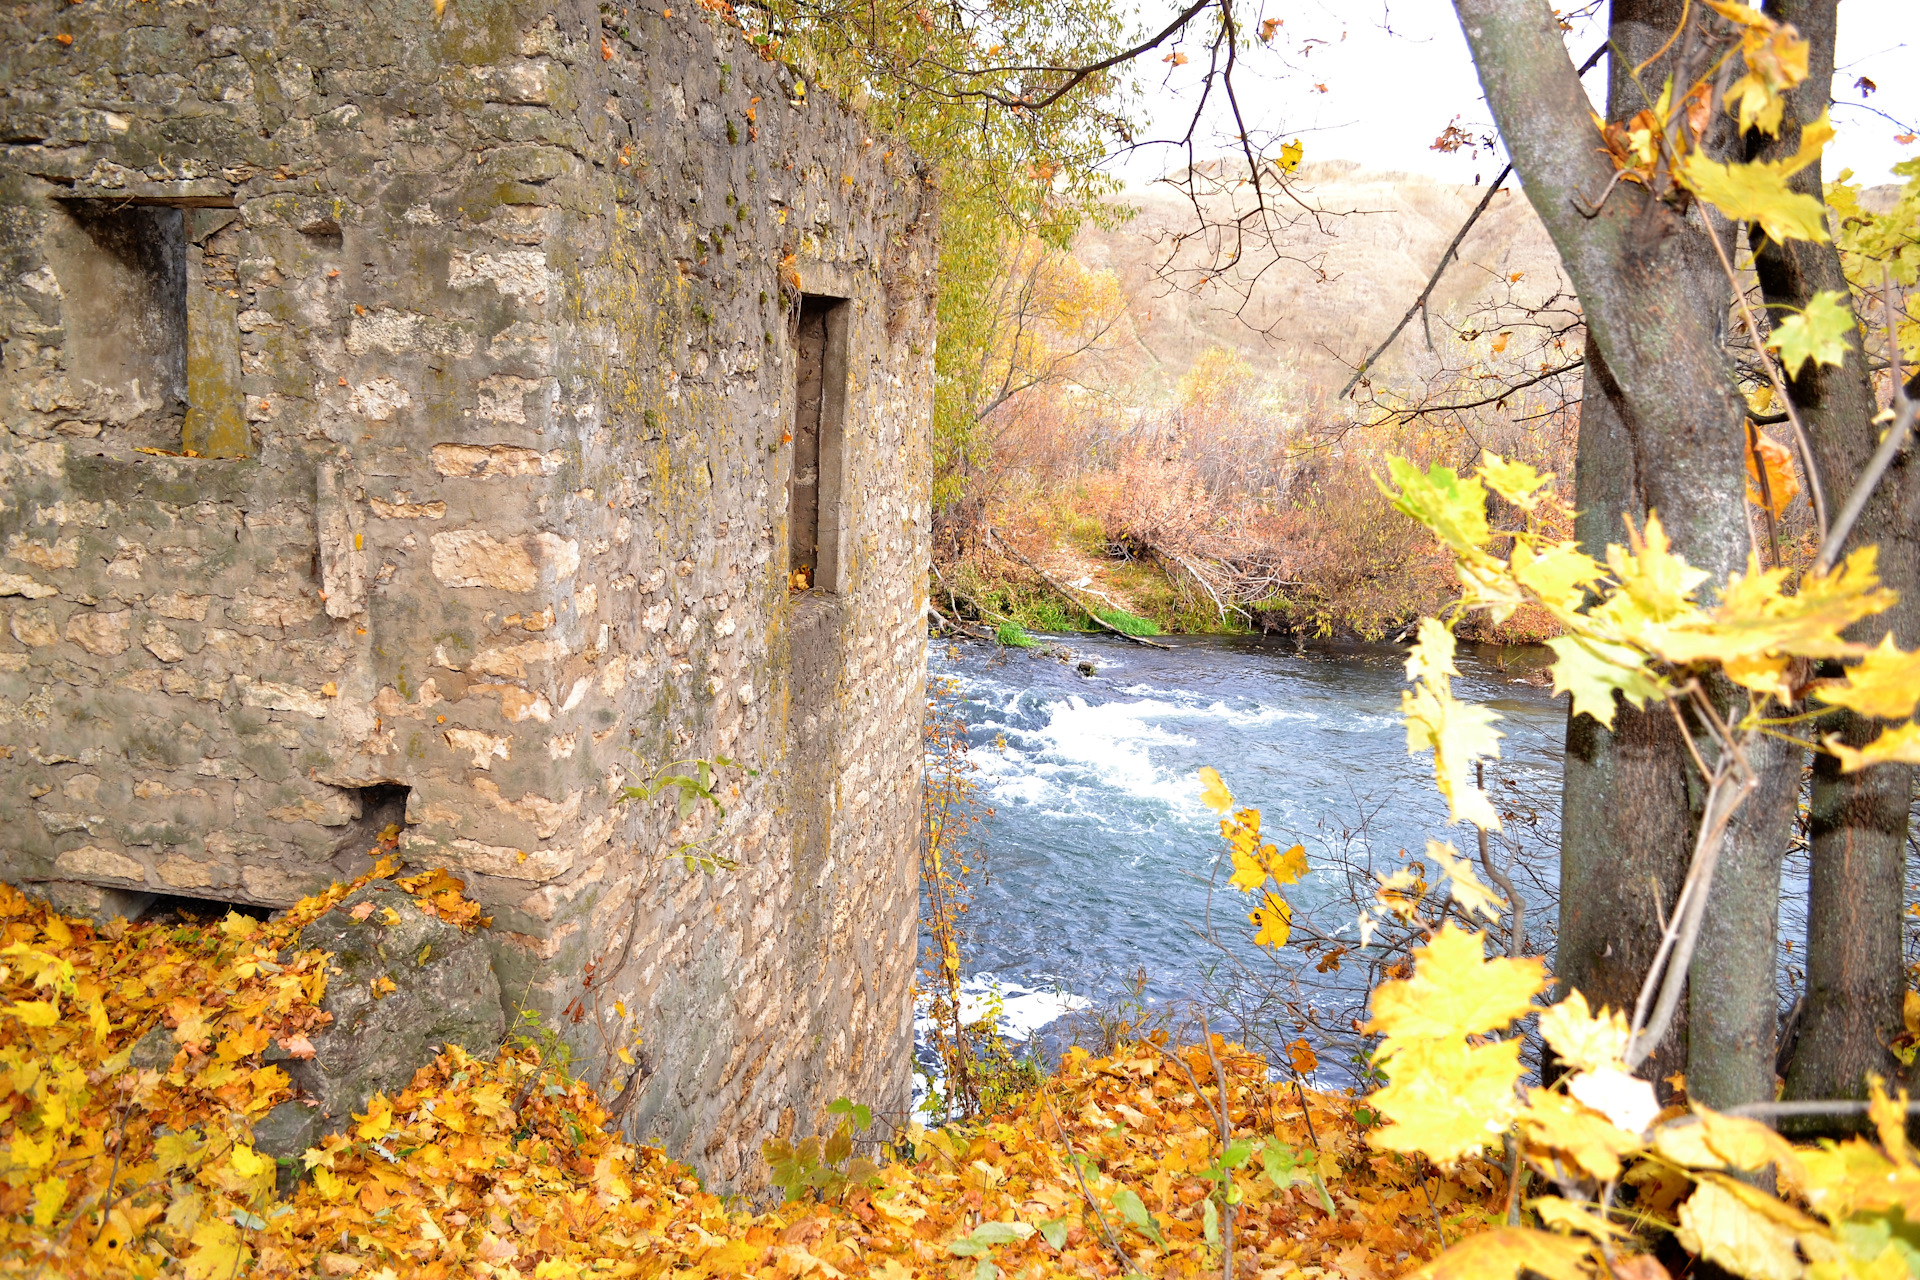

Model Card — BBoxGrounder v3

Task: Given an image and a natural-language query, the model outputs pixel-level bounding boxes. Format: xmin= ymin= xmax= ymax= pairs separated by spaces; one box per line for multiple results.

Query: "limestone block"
xmin=447 ymin=248 xmax=549 ymax=302
xmin=10 ymin=607 xmax=57 ymax=647
xmin=31 ymin=879 xmax=155 ymax=924
xmin=430 ymin=530 xmax=577 ymax=592
xmin=315 ymin=459 xmax=368 ymax=619
xmin=285 ymin=882 xmax=505 ymax=1127
xmin=148 ymin=592 xmax=211 ymax=621
xmin=430 ymin=443 xmax=558 ymax=479
xmin=66 ymin=610 xmax=131 ymax=654
xmin=52 ymin=844 xmax=146 ymax=884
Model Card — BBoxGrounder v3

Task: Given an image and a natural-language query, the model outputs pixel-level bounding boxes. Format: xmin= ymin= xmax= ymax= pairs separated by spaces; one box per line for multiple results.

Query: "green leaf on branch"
xmin=1381 ymin=458 xmax=1492 ymax=559
xmin=1768 ymin=289 xmax=1855 ymax=375
xmin=1111 ymin=1186 xmax=1165 ymax=1245
xmin=1546 ymin=634 xmax=1663 ymax=727
xmin=949 ymin=1221 xmax=1034 ymax=1256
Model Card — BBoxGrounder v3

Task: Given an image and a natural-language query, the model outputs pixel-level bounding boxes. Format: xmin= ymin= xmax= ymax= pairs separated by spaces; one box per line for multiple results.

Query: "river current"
xmin=922 ymin=632 xmax=1571 ymax=1062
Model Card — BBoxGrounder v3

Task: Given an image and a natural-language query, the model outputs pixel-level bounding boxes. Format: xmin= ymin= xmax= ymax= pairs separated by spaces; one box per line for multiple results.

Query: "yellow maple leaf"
xmin=312 ymin=1166 xmax=347 ymax=1201
xmin=5 ymin=999 xmax=59 ymax=1027
xmin=1679 ymin=114 xmax=1833 ymax=242
xmin=1675 ymin=1178 xmax=1809 ymax=1280
xmin=1511 ymin=540 xmax=1603 ymax=614
xmin=182 ymin=1218 xmax=248 ymax=1280
xmin=1227 ymin=844 xmax=1268 ymax=893
xmin=1708 ymin=3 xmax=1810 ymax=135
xmin=1404 ymin=1226 xmax=1591 ymax=1280
xmin=169 ymin=995 xmax=212 ymax=1046
xmin=1516 ymin=1088 xmax=1644 ymax=1180
xmin=29 ymin=1175 xmax=68 ymax=1228
xmin=228 ymin=1143 xmax=271 ymax=1179
xmin=1536 ymin=990 xmax=1629 ymax=1073
xmin=1655 ymin=1106 xmax=1807 ymax=1190
xmin=1366 ymin=924 xmax=1545 ymax=1043
xmin=1654 ymin=548 xmax=1889 ymax=680
xmin=1598 ymin=512 xmax=1711 ymax=634
xmin=1532 ymin=1195 xmax=1630 ymax=1240
xmin=1401 ymin=620 xmax=1504 ymax=830
xmin=357 ymin=1094 xmax=394 ymax=1141
xmin=1825 ymin=721 xmax=1920 ymax=772
xmin=1817 ymin=635 xmax=1920 ymax=720
xmin=1369 ymin=1035 xmax=1526 ymax=1165
xmin=1426 ymin=839 xmax=1504 ymax=921
xmin=1197 ymin=766 xmax=1233 ymax=814
xmin=1250 ymin=892 xmax=1292 ymax=948
xmin=1267 ymin=843 xmax=1309 ymax=885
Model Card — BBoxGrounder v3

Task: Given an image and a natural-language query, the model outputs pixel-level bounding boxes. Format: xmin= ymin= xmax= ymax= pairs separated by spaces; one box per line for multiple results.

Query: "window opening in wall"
xmin=60 ymin=201 xmax=188 ymax=431
xmin=54 ymin=199 xmax=250 ymax=457
xmin=789 ymin=295 xmax=847 ymax=594
xmin=342 ymin=783 xmax=411 ymax=851
xmin=138 ymin=894 xmax=275 ymax=926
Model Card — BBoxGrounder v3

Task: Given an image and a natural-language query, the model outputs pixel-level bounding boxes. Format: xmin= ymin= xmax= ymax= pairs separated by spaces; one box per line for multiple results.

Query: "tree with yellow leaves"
xmin=1439 ymin=0 xmax=1920 ymax=1121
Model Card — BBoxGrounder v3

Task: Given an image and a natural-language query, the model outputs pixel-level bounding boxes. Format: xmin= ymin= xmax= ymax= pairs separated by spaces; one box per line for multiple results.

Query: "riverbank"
xmin=931 ymin=502 xmax=1565 ymax=646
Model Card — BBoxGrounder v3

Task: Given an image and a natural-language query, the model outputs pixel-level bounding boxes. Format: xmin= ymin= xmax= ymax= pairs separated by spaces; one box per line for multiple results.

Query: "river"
xmin=921 ymin=632 xmax=1572 ymax=1076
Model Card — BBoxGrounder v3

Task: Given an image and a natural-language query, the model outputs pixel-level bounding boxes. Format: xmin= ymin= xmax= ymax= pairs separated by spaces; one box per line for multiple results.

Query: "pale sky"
xmin=1113 ymin=0 xmax=1916 ymax=189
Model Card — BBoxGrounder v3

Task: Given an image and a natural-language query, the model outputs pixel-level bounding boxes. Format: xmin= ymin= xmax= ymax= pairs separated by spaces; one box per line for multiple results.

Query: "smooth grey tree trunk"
xmin=1689 ymin=728 xmax=1801 ymax=1108
xmin=1749 ymin=0 xmax=1919 ymax=1125
xmin=1454 ymin=0 xmax=1809 ymax=1104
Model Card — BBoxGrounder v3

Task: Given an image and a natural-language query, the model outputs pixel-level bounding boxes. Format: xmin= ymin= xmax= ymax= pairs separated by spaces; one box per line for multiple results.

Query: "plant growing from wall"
xmin=615 ymin=756 xmax=757 ymax=872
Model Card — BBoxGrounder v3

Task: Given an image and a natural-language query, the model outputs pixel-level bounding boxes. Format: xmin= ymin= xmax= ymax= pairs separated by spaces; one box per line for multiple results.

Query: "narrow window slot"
xmin=52 ymin=200 xmax=249 ymax=456
xmin=788 ymin=295 xmax=846 ymax=594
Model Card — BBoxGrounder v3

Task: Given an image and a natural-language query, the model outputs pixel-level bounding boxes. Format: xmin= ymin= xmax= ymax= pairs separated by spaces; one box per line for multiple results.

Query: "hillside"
xmin=1077 ymin=162 xmax=1907 ymax=401
xmin=1075 ymin=160 xmax=1571 ymax=400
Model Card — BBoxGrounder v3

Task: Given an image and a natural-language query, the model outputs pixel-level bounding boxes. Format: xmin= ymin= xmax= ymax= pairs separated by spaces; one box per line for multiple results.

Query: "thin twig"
xmin=1724 ymin=1098 xmax=1920 ymax=1120
xmin=1197 ymin=1019 xmax=1236 ymax=1280
xmin=1625 ymin=741 xmax=1757 ymax=1068
xmin=1746 ymin=420 xmax=1782 ymax=567
xmin=1474 ymin=761 xmax=1525 ymax=958
xmin=1338 ymin=41 xmax=1607 ymax=401
xmin=90 ymin=1093 xmax=131 ymax=1246
xmin=1700 ymin=212 xmax=1829 ymax=538
xmin=1419 ymin=1176 xmax=1448 ymax=1251
xmin=1501 ymin=1130 xmax=1524 ymax=1226
xmin=1044 ymin=1090 xmax=1145 ymax=1277
xmin=1339 ymin=165 xmax=1514 ymax=398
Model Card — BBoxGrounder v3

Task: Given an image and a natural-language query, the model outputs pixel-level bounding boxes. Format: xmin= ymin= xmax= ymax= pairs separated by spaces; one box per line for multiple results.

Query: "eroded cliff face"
xmin=0 ymin=0 xmax=934 ymax=1188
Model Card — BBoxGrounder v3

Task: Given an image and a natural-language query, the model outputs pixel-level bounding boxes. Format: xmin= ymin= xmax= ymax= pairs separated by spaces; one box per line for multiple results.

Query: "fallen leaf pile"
xmin=0 ymin=861 xmax=1511 ymax=1277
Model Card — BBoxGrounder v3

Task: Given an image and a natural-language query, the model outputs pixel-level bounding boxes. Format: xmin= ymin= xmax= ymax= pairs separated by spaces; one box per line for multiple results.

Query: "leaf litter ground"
xmin=0 ymin=861 xmax=1511 ymax=1278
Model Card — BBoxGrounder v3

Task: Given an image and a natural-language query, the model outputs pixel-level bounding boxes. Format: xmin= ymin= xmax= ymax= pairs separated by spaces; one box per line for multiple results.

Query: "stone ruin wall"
xmin=0 ymin=0 xmax=934 ymax=1189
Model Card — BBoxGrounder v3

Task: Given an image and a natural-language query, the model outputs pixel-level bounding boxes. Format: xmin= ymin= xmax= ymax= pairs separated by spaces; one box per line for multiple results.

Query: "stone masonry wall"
xmin=0 ymin=0 xmax=934 ymax=1190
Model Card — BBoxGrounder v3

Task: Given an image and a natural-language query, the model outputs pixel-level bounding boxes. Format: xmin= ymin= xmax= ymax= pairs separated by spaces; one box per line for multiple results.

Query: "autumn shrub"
xmin=942 ymin=348 xmax=1576 ymax=641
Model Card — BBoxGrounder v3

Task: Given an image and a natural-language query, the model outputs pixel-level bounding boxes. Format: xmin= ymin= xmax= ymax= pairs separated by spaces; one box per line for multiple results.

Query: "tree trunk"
xmin=1688 ymin=727 xmax=1801 ymax=1107
xmin=1458 ymin=0 xmax=1756 ymax=1094
xmin=1749 ymin=0 xmax=1920 ymax=1124
xmin=1560 ymin=345 xmax=1698 ymax=1091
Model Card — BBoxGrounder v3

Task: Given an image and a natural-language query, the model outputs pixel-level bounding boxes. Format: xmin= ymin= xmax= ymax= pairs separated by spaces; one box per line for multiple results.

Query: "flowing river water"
xmin=915 ymin=630 xmax=1906 ymax=1105
xmin=919 ymin=633 xmax=1574 ymax=1080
